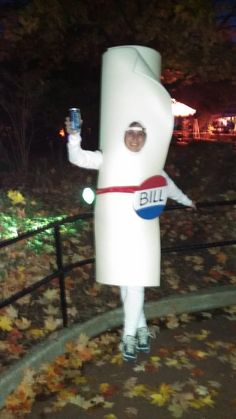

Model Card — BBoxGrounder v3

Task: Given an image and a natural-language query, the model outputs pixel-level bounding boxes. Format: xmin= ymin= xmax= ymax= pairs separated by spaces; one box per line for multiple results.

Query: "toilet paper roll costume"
xmin=67 ymin=45 xmax=194 ymax=289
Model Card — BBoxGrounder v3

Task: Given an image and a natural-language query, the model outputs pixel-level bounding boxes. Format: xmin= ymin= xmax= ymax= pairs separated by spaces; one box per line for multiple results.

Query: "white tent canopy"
xmin=171 ymin=99 xmax=196 ymax=117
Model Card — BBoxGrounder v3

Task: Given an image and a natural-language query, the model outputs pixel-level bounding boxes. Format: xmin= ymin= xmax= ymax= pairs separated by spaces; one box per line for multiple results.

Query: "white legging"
xmin=120 ymin=286 xmax=147 ymax=337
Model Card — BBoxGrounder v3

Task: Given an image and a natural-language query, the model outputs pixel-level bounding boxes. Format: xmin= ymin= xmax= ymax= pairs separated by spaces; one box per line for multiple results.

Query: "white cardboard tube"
xmin=95 ymin=45 xmax=174 ymax=287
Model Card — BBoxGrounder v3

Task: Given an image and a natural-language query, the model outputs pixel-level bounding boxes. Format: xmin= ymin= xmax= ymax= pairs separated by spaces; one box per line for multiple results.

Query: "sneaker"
xmin=121 ymin=335 xmax=137 ymax=361
xmin=136 ymin=327 xmax=151 ymax=353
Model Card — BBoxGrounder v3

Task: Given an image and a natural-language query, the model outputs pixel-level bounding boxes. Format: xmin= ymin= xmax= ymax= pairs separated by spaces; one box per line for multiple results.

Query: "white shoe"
xmin=121 ymin=335 xmax=137 ymax=361
xmin=136 ymin=327 xmax=151 ymax=353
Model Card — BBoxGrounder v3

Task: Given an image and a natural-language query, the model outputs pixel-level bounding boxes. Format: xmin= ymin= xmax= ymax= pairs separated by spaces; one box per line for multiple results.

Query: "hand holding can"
xmin=67 ymin=108 xmax=81 ymax=133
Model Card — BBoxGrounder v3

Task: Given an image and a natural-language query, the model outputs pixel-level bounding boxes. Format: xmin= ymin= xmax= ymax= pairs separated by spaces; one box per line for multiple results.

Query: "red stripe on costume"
xmin=96 ymin=186 xmax=138 ymax=194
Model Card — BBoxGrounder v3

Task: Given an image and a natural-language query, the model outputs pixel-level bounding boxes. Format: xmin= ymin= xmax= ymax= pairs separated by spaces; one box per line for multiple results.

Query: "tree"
xmin=1 ymin=0 xmax=235 ymax=85
xmin=0 ymin=66 xmax=48 ymax=172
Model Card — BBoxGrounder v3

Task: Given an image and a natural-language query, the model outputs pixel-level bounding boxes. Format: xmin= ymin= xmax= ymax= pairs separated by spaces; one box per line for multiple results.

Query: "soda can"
xmin=69 ymin=108 xmax=81 ymax=132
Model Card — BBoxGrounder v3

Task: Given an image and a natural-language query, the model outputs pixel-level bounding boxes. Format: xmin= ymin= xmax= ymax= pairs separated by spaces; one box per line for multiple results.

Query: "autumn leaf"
xmin=192 ymin=329 xmax=210 ymax=341
xmin=168 ymin=401 xmax=185 ymax=418
xmin=76 ymin=333 xmax=90 ymax=347
xmin=191 ymin=368 xmax=205 ymax=377
xmin=110 ymin=353 xmax=123 ymax=365
xmin=76 ymin=347 xmax=93 ymax=362
xmin=8 ymin=328 xmax=23 ymax=342
xmin=189 ymin=394 xmax=215 ymax=409
xmin=123 ymin=377 xmax=138 ymax=392
xmin=195 ymin=385 xmax=209 ymax=396
xmin=187 ymin=349 xmax=208 ymax=360
xmin=165 ymin=358 xmax=179 ymax=367
xmin=0 ymin=315 xmax=13 ymax=331
xmin=150 ymin=383 xmax=173 ymax=406
xmin=67 ymin=306 xmax=78 ymax=317
xmin=131 ymin=384 xmax=149 ymax=397
xmin=5 ymin=305 xmax=18 ymax=320
xmin=209 ymin=269 xmax=222 ymax=280
xmin=144 ymin=362 xmax=158 ymax=373
xmin=124 ymin=406 xmax=138 ymax=417
xmin=84 ymin=283 xmax=102 ymax=297
xmin=56 ymin=388 xmax=77 ymax=401
xmin=42 ymin=288 xmax=59 ymax=302
xmin=44 ymin=316 xmax=61 ymax=332
xmin=72 ymin=375 xmax=87 ymax=386
xmin=68 ymin=394 xmax=98 ymax=410
xmin=99 ymin=383 xmax=118 ymax=397
xmin=7 ymin=190 xmax=26 ymax=205
xmin=0 ymin=341 xmax=9 ymax=351
xmin=5 ymin=368 xmax=36 ymax=414
xmin=216 ymin=252 xmax=228 ymax=264
xmin=150 ymin=392 xmax=167 ymax=406
xmin=14 ymin=317 xmax=31 ymax=330
xmin=8 ymin=342 xmax=25 ymax=356
xmin=26 ymin=328 xmax=45 ymax=339
xmin=90 ymin=395 xmax=107 ymax=407
xmin=179 ymin=313 xmax=193 ymax=323
xmin=5 ymin=395 xmax=32 ymax=415
xmin=54 ymin=354 xmax=69 ymax=367
xmin=43 ymin=304 xmax=59 ymax=316
xmin=166 ymin=314 xmax=180 ymax=329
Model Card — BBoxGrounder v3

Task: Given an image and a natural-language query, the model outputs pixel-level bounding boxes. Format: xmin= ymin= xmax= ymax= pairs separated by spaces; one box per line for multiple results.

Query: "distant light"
xmin=59 ymin=128 xmax=65 ymax=137
xmin=171 ymin=99 xmax=196 ymax=117
xmin=82 ymin=188 xmax=95 ymax=204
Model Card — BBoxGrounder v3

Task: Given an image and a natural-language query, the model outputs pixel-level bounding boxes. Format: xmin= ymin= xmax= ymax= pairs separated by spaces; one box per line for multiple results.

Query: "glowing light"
xmin=171 ymin=99 xmax=196 ymax=117
xmin=82 ymin=188 xmax=95 ymax=204
xmin=59 ymin=128 xmax=65 ymax=137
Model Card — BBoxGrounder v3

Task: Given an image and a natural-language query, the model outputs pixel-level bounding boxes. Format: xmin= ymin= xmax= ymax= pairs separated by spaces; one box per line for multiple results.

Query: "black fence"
xmin=0 ymin=200 xmax=236 ymax=327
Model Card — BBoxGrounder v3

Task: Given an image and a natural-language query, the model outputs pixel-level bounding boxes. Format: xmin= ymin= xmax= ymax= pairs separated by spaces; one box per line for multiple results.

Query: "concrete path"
xmin=26 ymin=313 xmax=236 ymax=419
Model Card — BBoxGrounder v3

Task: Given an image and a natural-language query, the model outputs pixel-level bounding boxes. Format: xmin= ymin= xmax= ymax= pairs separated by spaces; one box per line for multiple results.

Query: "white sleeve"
xmin=163 ymin=170 xmax=193 ymax=207
xmin=67 ymin=132 xmax=103 ymax=170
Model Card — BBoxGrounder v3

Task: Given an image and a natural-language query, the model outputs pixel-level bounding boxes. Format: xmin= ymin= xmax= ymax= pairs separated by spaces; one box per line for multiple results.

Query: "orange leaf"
xmin=209 ymin=269 xmax=221 ymax=279
xmin=99 ymin=383 xmax=118 ymax=397
xmin=8 ymin=328 xmax=23 ymax=342
xmin=8 ymin=342 xmax=25 ymax=356
xmin=77 ymin=348 xmax=93 ymax=362
xmin=216 ymin=252 xmax=227 ymax=263
xmin=55 ymin=355 xmax=68 ymax=367
xmin=191 ymin=367 xmax=205 ymax=377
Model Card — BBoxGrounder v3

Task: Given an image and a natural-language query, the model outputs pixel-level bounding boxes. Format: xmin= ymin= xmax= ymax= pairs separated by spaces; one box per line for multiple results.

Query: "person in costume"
xmin=66 ymin=118 xmax=196 ymax=361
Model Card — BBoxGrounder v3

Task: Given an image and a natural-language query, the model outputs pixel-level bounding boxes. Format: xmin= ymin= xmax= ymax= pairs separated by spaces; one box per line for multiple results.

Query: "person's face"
xmin=124 ymin=129 xmax=146 ymax=152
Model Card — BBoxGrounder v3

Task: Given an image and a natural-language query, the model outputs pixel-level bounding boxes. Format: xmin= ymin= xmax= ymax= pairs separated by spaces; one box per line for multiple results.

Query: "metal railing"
xmin=0 ymin=199 xmax=236 ymax=327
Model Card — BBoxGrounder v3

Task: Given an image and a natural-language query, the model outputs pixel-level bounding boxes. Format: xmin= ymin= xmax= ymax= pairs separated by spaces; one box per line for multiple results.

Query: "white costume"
xmin=67 ymin=136 xmax=193 ymax=287
xmin=67 ymin=46 xmax=193 ymax=342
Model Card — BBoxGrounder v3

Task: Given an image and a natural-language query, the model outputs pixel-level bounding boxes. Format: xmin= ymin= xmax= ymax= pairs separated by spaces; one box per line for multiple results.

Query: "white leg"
xmin=122 ymin=286 xmax=146 ymax=336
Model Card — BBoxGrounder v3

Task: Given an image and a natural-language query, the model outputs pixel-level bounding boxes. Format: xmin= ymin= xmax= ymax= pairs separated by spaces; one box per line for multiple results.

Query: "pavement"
xmin=24 ymin=311 xmax=236 ymax=419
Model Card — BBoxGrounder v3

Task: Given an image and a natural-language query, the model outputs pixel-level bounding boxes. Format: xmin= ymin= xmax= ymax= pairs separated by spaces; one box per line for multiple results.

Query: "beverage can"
xmin=69 ymin=108 xmax=81 ymax=132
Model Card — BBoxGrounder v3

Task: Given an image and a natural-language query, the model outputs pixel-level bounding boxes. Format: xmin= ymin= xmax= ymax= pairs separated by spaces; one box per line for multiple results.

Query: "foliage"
xmin=1 ymin=0 xmax=236 ymax=86
xmin=0 ymin=67 xmax=49 ymax=172
xmin=1 ymin=312 xmax=236 ymax=418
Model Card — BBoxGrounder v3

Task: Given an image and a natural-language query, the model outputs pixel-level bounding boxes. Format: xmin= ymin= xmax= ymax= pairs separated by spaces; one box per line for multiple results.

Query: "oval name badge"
xmin=133 ymin=175 xmax=167 ymax=219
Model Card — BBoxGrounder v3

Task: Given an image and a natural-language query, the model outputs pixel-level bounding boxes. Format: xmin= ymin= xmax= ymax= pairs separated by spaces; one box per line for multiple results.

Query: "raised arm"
xmin=163 ymin=170 xmax=196 ymax=209
xmin=67 ymin=132 xmax=103 ymax=170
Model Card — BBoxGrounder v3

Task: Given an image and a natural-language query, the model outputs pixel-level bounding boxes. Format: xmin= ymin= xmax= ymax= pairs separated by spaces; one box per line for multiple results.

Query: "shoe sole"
xmin=136 ymin=347 xmax=150 ymax=353
xmin=123 ymin=355 xmax=137 ymax=362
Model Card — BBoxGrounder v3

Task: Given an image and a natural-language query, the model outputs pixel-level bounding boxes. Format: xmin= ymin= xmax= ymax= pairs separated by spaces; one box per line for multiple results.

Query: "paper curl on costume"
xmin=95 ymin=45 xmax=174 ymax=287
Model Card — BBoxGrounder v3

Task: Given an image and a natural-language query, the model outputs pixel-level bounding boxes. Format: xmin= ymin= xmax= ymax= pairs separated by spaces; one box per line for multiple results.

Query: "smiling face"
xmin=124 ymin=122 xmax=146 ymax=152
